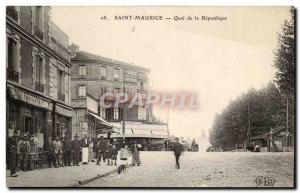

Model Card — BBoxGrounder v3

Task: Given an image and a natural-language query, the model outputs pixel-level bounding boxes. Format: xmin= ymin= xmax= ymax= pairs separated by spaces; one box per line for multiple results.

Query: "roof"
xmin=250 ymin=127 xmax=288 ymax=140
xmin=72 ymin=51 xmax=150 ymax=72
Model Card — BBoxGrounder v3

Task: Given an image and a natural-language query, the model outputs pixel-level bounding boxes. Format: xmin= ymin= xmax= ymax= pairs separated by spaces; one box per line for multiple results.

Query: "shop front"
xmin=6 ymin=84 xmax=53 ymax=149
xmin=54 ymin=103 xmax=73 ymax=139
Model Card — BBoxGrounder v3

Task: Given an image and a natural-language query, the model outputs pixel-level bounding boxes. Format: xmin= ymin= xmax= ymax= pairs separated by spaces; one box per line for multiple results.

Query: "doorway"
xmin=24 ymin=117 xmax=33 ymax=134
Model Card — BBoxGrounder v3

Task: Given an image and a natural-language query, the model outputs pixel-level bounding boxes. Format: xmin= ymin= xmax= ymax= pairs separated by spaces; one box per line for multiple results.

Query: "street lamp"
xmin=122 ymin=70 xmax=126 ymax=144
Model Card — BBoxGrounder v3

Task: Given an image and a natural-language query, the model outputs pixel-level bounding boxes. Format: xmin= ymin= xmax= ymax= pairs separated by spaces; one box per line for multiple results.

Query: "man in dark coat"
xmin=44 ymin=137 xmax=58 ymax=168
xmin=8 ymin=130 xmax=19 ymax=177
xmin=173 ymin=137 xmax=183 ymax=169
xmin=96 ymin=137 xmax=106 ymax=165
xmin=62 ymin=134 xmax=72 ymax=166
xmin=72 ymin=135 xmax=81 ymax=166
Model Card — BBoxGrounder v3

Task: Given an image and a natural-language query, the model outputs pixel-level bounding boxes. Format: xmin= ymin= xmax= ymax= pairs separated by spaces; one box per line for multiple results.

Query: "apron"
xmin=82 ymin=147 xmax=89 ymax=163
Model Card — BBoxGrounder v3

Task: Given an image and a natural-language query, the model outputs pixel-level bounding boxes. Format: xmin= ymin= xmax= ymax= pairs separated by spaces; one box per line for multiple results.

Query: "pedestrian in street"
xmin=88 ymin=137 xmax=94 ymax=162
xmin=72 ymin=135 xmax=81 ymax=166
xmin=106 ymin=142 xmax=113 ymax=165
xmin=8 ymin=130 xmax=19 ymax=177
xmin=17 ymin=134 xmax=31 ymax=171
xmin=105 ymin=141 xmax=112 ymax=165
xmin=63 ymin=134 xmax=72 ymax=166
xmin=131 ymin=142 xmax=141 ymax=166
xmin=81 ymin=135 xmax=89 ymax=164
xmin=44 ymin=137 xmax=58 ymax=168
xmin=110 ymin=144 xmax=118 ymax=166
xmin=117 ymin=144 xmax=131 ymax=174
xmin=96 ymin=136 xmax=106 ymax=165
xmin=53 ymin=136 xmax=63 ymax=167
xmin=173 ymin=137 xmax=183 ymax=169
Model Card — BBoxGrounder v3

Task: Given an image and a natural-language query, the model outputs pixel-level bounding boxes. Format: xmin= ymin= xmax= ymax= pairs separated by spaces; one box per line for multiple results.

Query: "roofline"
xmin=71 ymin=54 xmax=150 ymax=72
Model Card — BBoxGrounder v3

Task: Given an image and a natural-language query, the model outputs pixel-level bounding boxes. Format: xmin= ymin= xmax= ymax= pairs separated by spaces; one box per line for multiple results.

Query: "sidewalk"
xmin=6 ymin=161 xmax=119 ymax=187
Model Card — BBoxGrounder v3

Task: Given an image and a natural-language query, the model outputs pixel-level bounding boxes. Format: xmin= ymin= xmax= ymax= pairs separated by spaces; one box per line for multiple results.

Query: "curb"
xmin=70 ymin=164 xmax=133 ymax=187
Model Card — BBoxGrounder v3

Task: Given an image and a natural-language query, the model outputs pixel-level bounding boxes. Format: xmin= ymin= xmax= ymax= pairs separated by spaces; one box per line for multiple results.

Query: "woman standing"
xmin=88 ymin=138 xmax=94 ymax=162
xmin=131 ymin=143 xmax=141 ymax=166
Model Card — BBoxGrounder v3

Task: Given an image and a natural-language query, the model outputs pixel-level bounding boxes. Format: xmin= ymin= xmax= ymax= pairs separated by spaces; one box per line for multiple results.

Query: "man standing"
xmin=17 ymin=134 xmax=31 ymax=171
xmin=53 ymin=136 xmax=63 ymax=167
xmin=81 ymin=135 xmax=89 ymax=164
xmin=63 ymin=134 xmax=72 ymax=166
xmin=44 ymin=137 xmax=58 ymax=168
xmin=96 ymin=136 xmax=106 ymax=165
xmin=173 ymin=137 xmax=183 ymax=169
xmin=72 ymin=135 xmax=81 ymax=166
xmin=8 ymin=130 xmax=19 ymax=177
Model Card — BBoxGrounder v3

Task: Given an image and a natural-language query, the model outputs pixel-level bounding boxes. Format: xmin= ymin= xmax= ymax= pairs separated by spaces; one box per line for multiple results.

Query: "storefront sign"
xmin=9 ymin=86 xmax=52 ymax=110
xmin=55 ymin=105 xmax=73 ymax=117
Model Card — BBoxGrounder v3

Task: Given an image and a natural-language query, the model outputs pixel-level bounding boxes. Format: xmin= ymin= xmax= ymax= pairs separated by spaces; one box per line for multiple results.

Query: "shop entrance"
xmin=24 ymin=117 xmax=33 ymax=134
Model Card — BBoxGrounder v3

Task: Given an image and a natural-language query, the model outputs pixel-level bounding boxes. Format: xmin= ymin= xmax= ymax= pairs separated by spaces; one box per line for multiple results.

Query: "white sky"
xmin=51 ymin=6 xmax=290 ymax=139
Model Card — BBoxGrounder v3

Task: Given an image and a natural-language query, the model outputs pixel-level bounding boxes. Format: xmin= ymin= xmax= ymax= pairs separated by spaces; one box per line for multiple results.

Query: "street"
xmin=83 ymin=151 xmax=294 ymax=188
xmin=6 ymin=151 xmax=294 ymax=188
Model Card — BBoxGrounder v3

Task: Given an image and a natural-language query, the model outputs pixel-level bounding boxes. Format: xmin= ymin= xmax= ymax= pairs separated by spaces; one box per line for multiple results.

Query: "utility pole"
xmin=166 ymin=104 xmax=170 ymax=151
xmin=122 ymin=70 xmax=126 ymax=144
xmin=247 ymin=101 xmax=251 ymax=144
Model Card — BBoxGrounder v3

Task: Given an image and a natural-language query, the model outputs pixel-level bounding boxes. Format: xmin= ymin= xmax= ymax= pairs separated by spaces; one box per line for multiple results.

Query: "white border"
xmin=0 ymin=1 xmax=298 ymax=193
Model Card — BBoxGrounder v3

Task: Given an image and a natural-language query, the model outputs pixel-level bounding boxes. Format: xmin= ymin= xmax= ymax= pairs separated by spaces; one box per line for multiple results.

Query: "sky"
xmin=51 ymin=6 xmax=291 ymax=139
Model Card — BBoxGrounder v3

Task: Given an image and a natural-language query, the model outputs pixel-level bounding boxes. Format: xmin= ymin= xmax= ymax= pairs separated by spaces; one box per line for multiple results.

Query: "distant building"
xmin=70 ymin=50 xmax=168 ymax=143
xmin=6 ymin=6 xmax=73 ymax=146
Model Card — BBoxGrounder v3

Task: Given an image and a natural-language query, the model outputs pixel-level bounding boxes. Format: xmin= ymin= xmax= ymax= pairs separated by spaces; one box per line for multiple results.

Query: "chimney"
xmin=69 ymin=43 xmax=79 ymax=58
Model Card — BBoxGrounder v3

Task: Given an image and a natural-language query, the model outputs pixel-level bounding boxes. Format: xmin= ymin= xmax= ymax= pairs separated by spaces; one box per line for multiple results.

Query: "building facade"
xmin=70 ymin=50 xmax=169 ymax=144
xmin=6 ymin=6 xmax=73 ymax=147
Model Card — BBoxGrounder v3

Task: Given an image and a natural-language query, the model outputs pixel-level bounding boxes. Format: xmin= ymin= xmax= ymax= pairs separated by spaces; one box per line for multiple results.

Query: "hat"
xmin=175 ymin=137 xmax=179 ymax=141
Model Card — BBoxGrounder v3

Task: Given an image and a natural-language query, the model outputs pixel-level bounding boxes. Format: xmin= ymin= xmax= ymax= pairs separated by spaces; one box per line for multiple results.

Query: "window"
xmin=57 ymin=69 xmax=65 ymax=101
xmin=35 ymin=55 xmax=44 ymax=83
xmin=114 ymin=108 xmax=119 ymax=120
xmin=78 ymin=85 xmax=86 ymax=98
xmin=33 ymin=6 xmax=44 ymax=40
xmin=100 ymin=87 xmax=107 ymax=96
xmin=101 ymin=66 xmax=107 ymax=79
xmin=35 ymin=6 xmax=42 ymax=28
xmin=7 ymin=38 xmax=17 ymax=71
xmin=106 ymin=108 xmax=122 ymax=121
xmin=140 ymin=83 xmax=144 ymax=90
xmin=79 ymin=65 xmax=86 ymax=76
xmin=114 ymin=68 xmax=120 ymax=81
xmin=101 ymin=108 xmax=106 ymax=119
xmin=6 ymin=6 xmax=18 ymax=21
xmin=114 ymin=87 xmax=120 ymax=94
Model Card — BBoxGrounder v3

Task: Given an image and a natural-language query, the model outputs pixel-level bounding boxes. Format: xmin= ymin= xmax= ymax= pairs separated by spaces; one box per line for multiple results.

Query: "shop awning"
xmin=109 ymin=122 xmax=169 ymax=139
xmin=88 ymin=112 xmax=113 ymax=128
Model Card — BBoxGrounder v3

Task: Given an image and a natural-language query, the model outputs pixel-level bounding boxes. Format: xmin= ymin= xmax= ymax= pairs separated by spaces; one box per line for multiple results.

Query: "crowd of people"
xmin=7 ymin=130 xmax=142 ymax=177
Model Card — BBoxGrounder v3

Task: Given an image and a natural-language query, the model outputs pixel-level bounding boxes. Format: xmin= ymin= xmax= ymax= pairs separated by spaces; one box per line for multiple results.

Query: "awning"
xmin=109 ymin=122 xmax=169 ymax=139
xmin=88 ymin=112 xmax=113 ymax=128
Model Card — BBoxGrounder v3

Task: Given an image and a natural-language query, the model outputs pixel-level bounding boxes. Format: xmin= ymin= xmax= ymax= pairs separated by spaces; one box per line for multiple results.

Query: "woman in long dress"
xmin=88 ymin=138 xmax=94 ymax=162
xmin=131 ymin=144 xmax=141 ymax=166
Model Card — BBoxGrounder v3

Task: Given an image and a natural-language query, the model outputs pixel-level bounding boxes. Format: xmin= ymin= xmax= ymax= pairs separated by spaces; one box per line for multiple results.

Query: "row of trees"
xmin=209 ymin=7 xmax=295 ymax=150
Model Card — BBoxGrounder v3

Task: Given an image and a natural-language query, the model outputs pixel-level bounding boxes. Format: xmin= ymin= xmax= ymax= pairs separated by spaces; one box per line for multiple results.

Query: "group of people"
xmin=7 ymin=130 xmax=142 ymax=177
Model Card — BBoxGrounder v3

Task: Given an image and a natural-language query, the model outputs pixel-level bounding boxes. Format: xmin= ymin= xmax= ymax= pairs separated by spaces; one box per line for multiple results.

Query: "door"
xmin=24 ymin=117 xmax=33 ymax=134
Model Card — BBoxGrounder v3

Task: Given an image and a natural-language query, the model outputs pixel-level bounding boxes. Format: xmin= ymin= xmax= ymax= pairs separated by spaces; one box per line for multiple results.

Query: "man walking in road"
xmin=173 ymin=137 xmax=183 ymax=169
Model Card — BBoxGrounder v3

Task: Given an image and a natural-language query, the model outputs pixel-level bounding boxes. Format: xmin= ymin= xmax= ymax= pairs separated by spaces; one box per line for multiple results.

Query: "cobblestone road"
xmin=83 ymin=152 xmax=294 ymax=188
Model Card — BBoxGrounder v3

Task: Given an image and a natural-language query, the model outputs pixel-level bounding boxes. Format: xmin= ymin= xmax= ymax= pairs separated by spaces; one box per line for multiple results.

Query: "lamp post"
xmin=122 ymin=70 xmax=126 ymax=144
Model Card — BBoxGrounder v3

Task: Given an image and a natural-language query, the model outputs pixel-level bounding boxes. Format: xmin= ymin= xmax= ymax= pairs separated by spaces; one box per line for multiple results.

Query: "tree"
xmin=274 ymin=7 xmax=295 ymax=95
